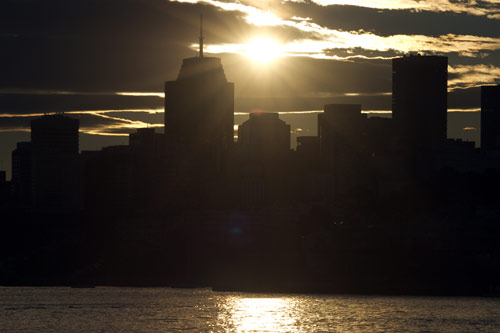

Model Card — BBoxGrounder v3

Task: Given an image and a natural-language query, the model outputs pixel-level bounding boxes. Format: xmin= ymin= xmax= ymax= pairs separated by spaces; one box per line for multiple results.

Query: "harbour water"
xmin=2 ymin=287 xmax=500 ymax=332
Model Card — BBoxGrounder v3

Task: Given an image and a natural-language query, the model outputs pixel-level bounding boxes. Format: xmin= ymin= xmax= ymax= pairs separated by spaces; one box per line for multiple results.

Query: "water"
xmin=1 ymin=287 xmax=500 ymax=332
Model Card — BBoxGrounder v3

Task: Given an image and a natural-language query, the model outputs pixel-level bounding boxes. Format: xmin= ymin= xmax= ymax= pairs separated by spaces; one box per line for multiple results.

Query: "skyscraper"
xmin=392 ymin=55 xmax=448 ymax=146
xmin=163 ymin=16 xmax=234 ymax=207
xmin=318 ymin=104 xmax=364 ymax=166
xmin=238 ymin=112 xmax=291 ymax=157
xmin=235 ymin=112 xmax=292 ymax=208
xmin=164 ymin=16 xmax=234 ymax=169
xmin=31 ymin=114 xmax=79 ymax=155
xmin=11 ymin=141 xmax=32 ymax=205
xmin=481 ymin=84 xmax=500 ymax=151
xmin=318 ymin=104 xmax=366 ymax=197
xmin=30 ymin=114 xmax=81 ymax=212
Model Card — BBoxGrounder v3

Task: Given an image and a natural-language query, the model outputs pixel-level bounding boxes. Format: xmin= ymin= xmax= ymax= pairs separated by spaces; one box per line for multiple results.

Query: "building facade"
xmin=30 ymin=114 xmax=81 ymax=212
xmin=392 ymin=55 xmax=448 ymax=147
xmin=481 ymin=84 xmax=500 ymax=151
xmin=163 ymin=23 xmax=234 ymax=208
xmin=164 ymin=57 xmax=234 ymax=168
xmin=238 ymin=112 xmax=291 ymax=156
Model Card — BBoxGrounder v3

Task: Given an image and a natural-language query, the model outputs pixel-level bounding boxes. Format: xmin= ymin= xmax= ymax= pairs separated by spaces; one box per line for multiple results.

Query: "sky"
xmin=1 ymin=0 xmax=500 ymax=178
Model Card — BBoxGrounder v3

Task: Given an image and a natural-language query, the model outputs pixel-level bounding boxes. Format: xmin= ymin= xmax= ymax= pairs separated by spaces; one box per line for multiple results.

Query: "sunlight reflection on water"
xmin=2 ymin=287 xmax=500 ymax=332
xmin=218 ymin=297 xmax=300 ymax=332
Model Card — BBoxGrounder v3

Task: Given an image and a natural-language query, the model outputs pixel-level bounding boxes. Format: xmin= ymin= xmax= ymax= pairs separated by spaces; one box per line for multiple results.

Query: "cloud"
xmin=0 ymin=110 xmax=164 ymax=136
xmin=0 ymin=93 xmax=163 ymax=114
xmin=283 ymin=0 xmax=500 ymax=18
xmin=203 ymin=32 xmax=500 ymax=61
xmin=449 ymin=64 xmax=500 ymax=90
xmin=173 ymin=0 xmax=500 ymax=60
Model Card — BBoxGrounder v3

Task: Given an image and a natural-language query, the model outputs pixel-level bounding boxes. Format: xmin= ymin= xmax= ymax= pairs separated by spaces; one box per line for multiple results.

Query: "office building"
xmin=481 ymin=84 xmax=500 ymax=151
xmin=31 ymin=114 xmax=79 ymax=155
xmin=164 ymin=18 xmax=233 ymax=169
xmin=30 ymin=114 xmax=82 ymax=212
xmin=129 ymin=127 xmax=165 ymax=155
xmin=238 ymin=112 xmax=291 ymax=156
xmin=163 ymin=18 xmax=234 ymax=208
xmin=318 ymin=104 xmax=365 ymax=162
xmin=11 ymin=142 xmax=33 ymax=205
xmin=296 ymin=136 xmax=319 ymax=158
xmin=392 ymin=55 xmax=448 ymax=146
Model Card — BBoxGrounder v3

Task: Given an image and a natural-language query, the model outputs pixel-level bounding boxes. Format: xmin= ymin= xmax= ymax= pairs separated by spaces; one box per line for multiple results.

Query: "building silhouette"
xmin=233 ymin=113 xmax=293 ymax=208
xmin=82 ymin=127 xmax=172 ymax=216
xmin=164 ymin=16 xmax=233 ymax=169
xmin=5 ymin=27 xmax=500 ymax=296
xmin=128 ymin=128 xmax=169 ymax=213
xmin=392 ymin=55 xmax=448 ymax=147
xmin=82 ymin=145 xmax=133 ymax=214
xmin=481 ymin=84 xmax=500 ymax=151
xmin=11 ymin=141 xmax=33 ymax=205
xmin=163 ymin=18 xmax=234 ymax=208
xmin=0 ymin=170 xmax=9 ymax=206
xmin=31 ymin=114 xmax=79 ymax=155
xmin=317 ymin=104 xmax=403 ymax=200
xmin=164 ymin=56 xmax=234 ymax=158
xmin=238 ymin=112 xmax=291 ymax=157
xmin=318 ymin=104 xmax=364 ymax=158
xmin=129 ymin=127 xmax=164 ymax=154
xmin=29 ymin=114 xmax=82 ymax=212
xmin=318 ymin=104 xmax=369 ymax=198
xmin=296 ymin=136 xmax=319 ymax=159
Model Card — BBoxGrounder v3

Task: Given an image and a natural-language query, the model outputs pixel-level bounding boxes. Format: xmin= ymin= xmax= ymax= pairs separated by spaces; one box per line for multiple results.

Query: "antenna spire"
xmin=199 ymin=13 xmax=204 ymax=58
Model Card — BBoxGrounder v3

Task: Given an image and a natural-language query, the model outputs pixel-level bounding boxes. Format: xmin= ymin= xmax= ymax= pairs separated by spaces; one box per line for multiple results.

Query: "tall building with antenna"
xmin=164 ymin=15 xmax=234 ymax=158
xmin=199 ymin=13 xmax=204 ymax=58
xmin=164 ymin=15 xmax=234 ymax=206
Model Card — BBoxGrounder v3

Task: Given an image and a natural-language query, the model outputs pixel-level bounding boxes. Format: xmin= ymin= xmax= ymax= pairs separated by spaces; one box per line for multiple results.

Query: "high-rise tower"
xmin=30 ymin=114 xmax=81 ymax=212
xmin=481 ymin=84 xmax=500 ymax=151
xmin=392 ymin=55 xmax=448 ymax=147
xmin=163 ymin=18 xmax=234 ymax=207
xmin=164 ymin=17 xmax=234 ymax=168
xmin=238 ymin=113 xmax=291 ymax=157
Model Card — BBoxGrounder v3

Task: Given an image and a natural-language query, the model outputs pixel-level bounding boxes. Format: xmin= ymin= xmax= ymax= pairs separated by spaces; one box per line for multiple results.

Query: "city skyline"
xmin=2 ymin=51 xmax=500 ymax=294
xmin=4 ymin=4 xmax=500 ymax=330
xmin=1 ymin=0 xmax=499 ymax=178
xmin=2 ymin=1 xmax=500 ymax=297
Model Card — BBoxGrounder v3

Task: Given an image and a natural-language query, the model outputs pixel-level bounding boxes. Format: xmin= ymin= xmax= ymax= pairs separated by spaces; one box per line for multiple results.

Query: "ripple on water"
xmin=0 ymin=287 xmax=500 ymax=332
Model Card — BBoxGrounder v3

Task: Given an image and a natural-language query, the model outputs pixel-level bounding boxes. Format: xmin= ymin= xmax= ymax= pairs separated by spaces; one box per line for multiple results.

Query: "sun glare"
xmin=244 ymin=38 xmax=283 ymax=63
xmin=218 ymin=297 xmax=300 ymax=332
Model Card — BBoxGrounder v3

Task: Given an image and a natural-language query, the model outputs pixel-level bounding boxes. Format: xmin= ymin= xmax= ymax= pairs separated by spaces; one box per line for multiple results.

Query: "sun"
xmin=244 ymin=38 xmax=283 ymax=63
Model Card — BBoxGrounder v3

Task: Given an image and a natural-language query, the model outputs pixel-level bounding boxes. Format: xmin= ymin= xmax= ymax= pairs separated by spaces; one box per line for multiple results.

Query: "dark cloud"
xmin=236 ymin=94 xmax=392 ymax=112
xmin=102 ymin=111 xmax=163 ymax=124
xmin=221 ymin=54 xmax=393 ymax=98
xmin=0 ymin=113 xmax=131 ymax=131
xmin=325 ymin=47 xmax=400 ymax=59
xmin=448 ymin=87 xmax=481 ymax=109
xmin=1 ymin=0 xmax=498 ymax=96
xmin=0 ymin=0 xmax=210 ymax=91
xmin=283 ymin=2 xmax=500 ymax=38
xmin=0 ymin=94 xmax=162 ymax=113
